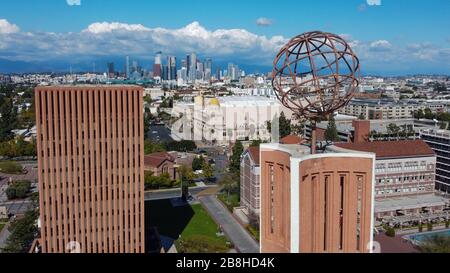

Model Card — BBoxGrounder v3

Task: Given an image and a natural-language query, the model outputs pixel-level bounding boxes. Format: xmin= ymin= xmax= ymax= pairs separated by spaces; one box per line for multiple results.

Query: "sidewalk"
xmin=199 ymin=195 xmax=259 ymax=253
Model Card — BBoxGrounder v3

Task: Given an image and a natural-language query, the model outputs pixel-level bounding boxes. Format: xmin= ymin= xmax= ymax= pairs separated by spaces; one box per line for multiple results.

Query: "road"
xmin=144 ymin=186 xmax=209 ymax=201
xmin=147 ymin=125 xmax=173 ymax=142
xmin=199 ymin=195 xmax=260 ymax=253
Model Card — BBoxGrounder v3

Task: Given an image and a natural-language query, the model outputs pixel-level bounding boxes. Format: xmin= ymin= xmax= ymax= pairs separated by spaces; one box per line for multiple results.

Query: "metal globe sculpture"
xmin=272 ymin=31 xmax=360 ymax=121
xmin=271 ymin=31 xmax=360 ymax=153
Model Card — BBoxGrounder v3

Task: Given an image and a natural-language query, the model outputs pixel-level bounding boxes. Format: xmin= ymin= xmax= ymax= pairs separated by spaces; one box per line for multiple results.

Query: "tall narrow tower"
xmin=35 ymin=85 xmax=145 ymax=253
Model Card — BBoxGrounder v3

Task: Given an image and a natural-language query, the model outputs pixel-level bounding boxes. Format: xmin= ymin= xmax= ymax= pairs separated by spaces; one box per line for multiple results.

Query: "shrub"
xmin=6 ymin=180 xmax=31 ymax=200
xmin=385 ymin=227 xmax=396 ymax=237
xmin=418 ymin=223 xmax=423 ymax=232
xmin=446 ymin=221 xmax=449 ymax=229
xmin=427 ymin=223 xmax=433 ymax=231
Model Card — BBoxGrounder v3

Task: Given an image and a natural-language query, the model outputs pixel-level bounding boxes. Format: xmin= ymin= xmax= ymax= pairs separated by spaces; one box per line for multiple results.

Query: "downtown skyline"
xmin=0 ymin=0 xmax=449 ymax=75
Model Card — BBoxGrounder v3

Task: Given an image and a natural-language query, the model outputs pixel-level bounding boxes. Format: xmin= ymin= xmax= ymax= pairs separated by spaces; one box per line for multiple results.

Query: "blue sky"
xmin=0 ymin=0 xmax=449 ymax=75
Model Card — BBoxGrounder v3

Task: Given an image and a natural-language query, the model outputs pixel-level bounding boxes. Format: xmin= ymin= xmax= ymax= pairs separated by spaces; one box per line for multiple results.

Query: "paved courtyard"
xmin=374 ymin=233 xmax=419 ymax=253
xmin=0 ymin=165 xmax=38 ymax=216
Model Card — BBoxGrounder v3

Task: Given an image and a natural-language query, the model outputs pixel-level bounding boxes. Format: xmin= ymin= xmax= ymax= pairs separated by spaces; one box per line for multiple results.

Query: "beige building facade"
xmin=35 ymin=86 xmax=145 ymax=253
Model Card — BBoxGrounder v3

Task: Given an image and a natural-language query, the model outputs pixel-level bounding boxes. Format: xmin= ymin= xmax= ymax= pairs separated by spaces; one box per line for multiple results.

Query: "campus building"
xmin=240 ymin=146 xmax=261 ymax=217
xmin=172 ymin=96 xmax=288 ymax=144
xmin=339 ymin=99 xmax=445 ymax=120
xmin=420 ymin=129 xmax=450 ymax=193
xmin=260 ymin=143 xmax=375 ymax=253
xmin=335 ymin=140 xmax=448 ymax=218
xmin=35 ymin=86 xmax=145 ymax=253
xmin=144 ymin=152 xmax=178 ymax=181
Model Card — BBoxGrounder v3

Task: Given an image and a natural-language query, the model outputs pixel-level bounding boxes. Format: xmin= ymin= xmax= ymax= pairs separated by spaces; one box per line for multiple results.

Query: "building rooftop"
xmin=420 ymin=128 xmax=450 ymax=139
xmin=334 ymin=140 xmax=435 ymax=159
xmin=375 ymin=194 xmax=449 ymax=213
xmin=280 ymin=135 xmax=305 ymax=145
xmin=144 ymin=152 xmax=175 ymax=168
xmin=246 ymin=146 xmax=260 ymax=165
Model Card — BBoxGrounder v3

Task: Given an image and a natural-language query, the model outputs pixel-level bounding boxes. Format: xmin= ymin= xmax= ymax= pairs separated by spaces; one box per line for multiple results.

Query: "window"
xmin=269 ymin=164 xmax=275 ymax=234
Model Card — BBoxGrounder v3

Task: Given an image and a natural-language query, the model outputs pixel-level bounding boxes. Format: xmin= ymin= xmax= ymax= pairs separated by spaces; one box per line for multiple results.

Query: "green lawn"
xmin=217 ymin=192 xmax=240 ymax=212
xmin=0 ymin=161 xmax=23 ymax=174
xmin=146 ymin=200 xmax=231 ymax=253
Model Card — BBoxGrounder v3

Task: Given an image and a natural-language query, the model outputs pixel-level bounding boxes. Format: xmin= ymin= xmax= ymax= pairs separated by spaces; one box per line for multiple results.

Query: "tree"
xmin=6 ymin=180 xmax=32 ymax=200
xmin=144 ymin=171 xmax=173 ymax=190
xmin=250 ymin=139 xmax=265 ymax=147
xmin=144 ymin=112 xmax=153 ymax=136
xmin=290 ymin=123 xmax=304 ymax=136
xmin=279 ymin=111 xmax=291 ymax=138
xmin=419 ymin=235 xmax=450 ymax=253
xmin=385 ymin=227 xmax=396 ymax=237
xmin=0 ymin=96 xmax=18 ymax=142
xmin=229 ymin=141 xmax=243 ymax=174
xmin=387 ymin=123 xmax=400 ymax=140
xmin=202 ymin=162 xmax=214 ymax=181
xmin=265 ymin=121 xmax=271 ymax=134
xmin=144 ymin=140 xmax=165 ymax=155
xmin=192 ymin=156 xmax=206 ymax=171
xmin=1 ymin=209 xmax=38 ymax=253
xmin=219 ymin=172 xmax=239 ymax=203
xmin=424 ymin=108 xmax=434 ymax=120
xmin=164 ymin=140 xmax=197 ymax=152
xmin=414 ymin=109 xmax=424 ymax=119
xmin=358 ymin=113 xmax=366 ymax=120
xmin=325 ymin=116 xmax=339 ymax=142
xmin=178 ymin=165 xmax=195 ymax=184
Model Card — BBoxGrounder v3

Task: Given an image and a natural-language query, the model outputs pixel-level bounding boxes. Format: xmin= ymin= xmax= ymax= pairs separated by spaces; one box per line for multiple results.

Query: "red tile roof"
xmin=335 ymin=140 xmax=435 ymax=159
xmin=246 ymin=146 xmax=260 ymax=165
xmin=144 ymin=152 xmax=175 ymax=168
xmin=280 ymin=135 xmax=305 ymax=145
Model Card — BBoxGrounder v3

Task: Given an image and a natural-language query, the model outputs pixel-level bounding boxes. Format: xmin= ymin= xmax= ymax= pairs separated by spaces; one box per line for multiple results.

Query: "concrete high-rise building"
xmin=35 ymin=86 xmax=145 ymax=253
xmin=107 ymin=62 xmax=115 ymax=79
xmin=189 ymin=53 xmax=197 ymax=82
xmin=420 ymin=129 xmax=450 ymax=193
xmin=167 ymin=56 xmax=177 ymax=81
xmin=153 ymin=51 xmax=162 ymax=78
xmin=260 ymin=143 xmax=375 ymax=253
xmin=125 ymin=56 xmax=130 ymax=79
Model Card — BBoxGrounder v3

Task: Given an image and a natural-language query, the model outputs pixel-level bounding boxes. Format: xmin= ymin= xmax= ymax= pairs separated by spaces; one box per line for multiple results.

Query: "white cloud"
xmin=0 ymin=19 xmax=20 ymax=34
xmin=83 ymin=22 xmax=150 ymax=34
xmin=367 ymin=0 xmax=381 ymax=6
xmin=369 ymin=40 xmax=392 ymax=51
xmin=67 ymin=0 xmax=81 ymax=6
xmin=256 ymin=18 xmax=273 ymax=26
xmin=0 ymin=21 xmax=287 ymax=64
xmin=0 ymin=19 xmax=448 ymax=74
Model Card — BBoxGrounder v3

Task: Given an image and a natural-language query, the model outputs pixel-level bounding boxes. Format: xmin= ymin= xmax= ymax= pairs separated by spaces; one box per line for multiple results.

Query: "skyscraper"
xmin=153 ymin=51 xmax=162 ymax=78
xmin=189 ymin=53 xmax=197 ymax=83
xmin=107 ymin=62 xmax=115 ymax=79
xmin=167 ymin=56 xmax=177 ymax=81
xmin=125 ymin=56 xmax=130 ymax=79
xmin=35 ymin=86 xmax=145 ymax=253
xmin=186 ymin=54 xmax=191 ymax=78
xmin=204 ymin=58 xmax=212 ymax=81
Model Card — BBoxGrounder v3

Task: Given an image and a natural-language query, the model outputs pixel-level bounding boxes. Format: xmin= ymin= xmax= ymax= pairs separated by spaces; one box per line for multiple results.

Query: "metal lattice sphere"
xmin=272 ymin=31 xmax=360 ymax=120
